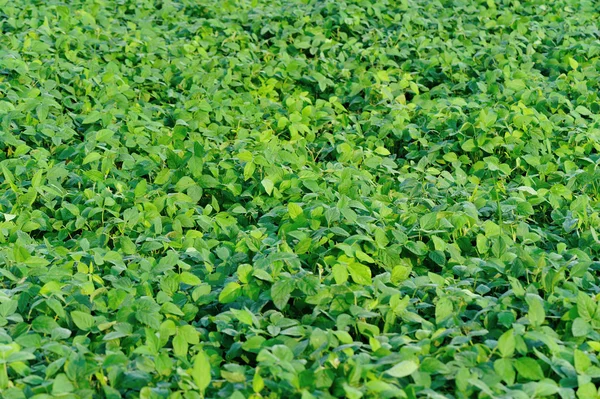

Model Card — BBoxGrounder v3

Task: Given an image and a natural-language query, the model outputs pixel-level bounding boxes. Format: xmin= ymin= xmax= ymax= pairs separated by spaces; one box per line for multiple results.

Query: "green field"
xmin=1 ymin=0 xmax=600 ymax=398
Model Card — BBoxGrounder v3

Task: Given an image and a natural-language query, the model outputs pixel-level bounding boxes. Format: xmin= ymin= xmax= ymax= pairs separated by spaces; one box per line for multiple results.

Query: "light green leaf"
xmin=347 ymin=262 xmax=372 ymax=285
xmin=71 ymin=311 xmax=94 ymax=331
xmin=261 ymin=178 xmax=274 ymax=195
xmin=192 ymin=350 xmax=211 ymax=393
xmin=332 ymin=263 xmax=348 ymax=285
xmin=219 ymin=282 xmax=241 ymax=304
xmin=288 ymin=203 xmax=303 ymax=220
xmin=173 ymin=334 xmax=188 ymax=357
xmin=526 ymin=295 xmax=545 ymax=327
xmin=386 ymin=360 xmax=418 ymax=378
xmin=497 ymin=329 xmax=515 ymax=358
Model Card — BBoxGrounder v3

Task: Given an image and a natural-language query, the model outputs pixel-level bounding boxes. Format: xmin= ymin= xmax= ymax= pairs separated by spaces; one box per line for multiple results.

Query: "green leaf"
xmin=514 ymin=358 xmax=544 ymax=381
xmin=192 ymin=350 xmax=211 ymax=394
xmin=261 ymin=178 xmax=274 ymax=195
xmin=332 ymin=263 xmax=348 ymax=285
xmin=52 ymin=373 xmax=74 ymax=395
xmin=180 ymin=272 xmax=201 ymax=286
xmin=252 ymin=269 xmax=273 ymax=282
xmin=347 ymin=262 xmax=372 ymax=285
xmin=575 ymin=105 xmax=590 ymax=116
xmin=95 ymin=129 xmax=114 ymax=142
xmin=173 ymin=334 xmax=188 ymax=357
xmin=568 ymin=57 xmax=579 ymax=70
xmin=135 ymin=297 xmax=162 ymax=329
xmin=288 ymin=203 xmax=303 ymax=220
xmin=526 ymin=295 xmax=545 ymax=327
xmin=497 ymin=329 xmax=515 ymax=358
xmin=405 ymin=241 xmax=427 ymax=256
xmin=506 ymin=79 xmax=526 ymax=91
xmin=83 ymin=152 xmax=103 ymax=164
xmin=71 ymin=311 xmax=94 ymax=331
xmin=435 ymin=297 xmax=453 ymax=324
xmin=574 ymin=349 xmax=591 ymax=374
xmin=82 ymin=112 xmax=102 ymax=124
xmin=230 ymin=308 xmax=255 ymax=326
xmin=219 ymin=282 xmax=241 ymax=304
xmin=386 ymin=360 xmax=418 ymax=378
xmin=577 ymin=292 xmax=596 ymax=321
xmin=271 ymin=279 xmax=295 ymax=310
xmin=572 ymin=318 xmax=592 ymax=337
xmin=179 ymin=325 xmax=200 ymax=344
xmin=419 ymin=212 xmax=437 ymax=230
xmin=253 ymin=369 xmax=265 ymax=393
xmin=461 ymin=139 xmax=476 ymax=152
xmin=0 ymin=163 xmax=17 ymax=192
xmin=391 ymin=264 xmax=411 ymax=285
xmin=494 ymin=358 xmax=515 ymax=385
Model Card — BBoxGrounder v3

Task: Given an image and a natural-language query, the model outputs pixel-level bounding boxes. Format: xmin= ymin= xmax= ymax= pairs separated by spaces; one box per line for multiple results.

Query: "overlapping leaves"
xmin=1 ymin=0 xmax=600 ymax=398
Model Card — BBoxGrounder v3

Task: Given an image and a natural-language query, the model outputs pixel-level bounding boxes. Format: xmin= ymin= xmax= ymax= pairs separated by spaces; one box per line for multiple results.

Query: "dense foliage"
xmin=1 ymin=0 xmax=600 ymax=398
